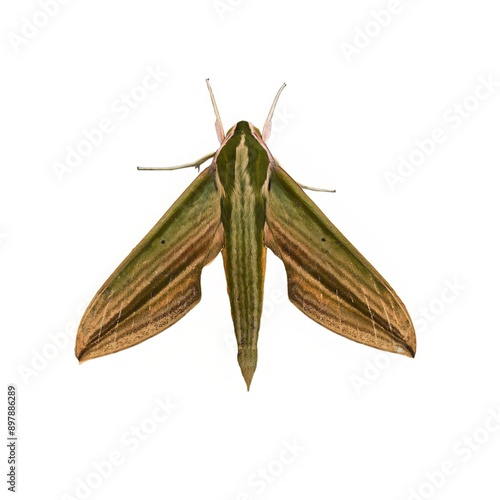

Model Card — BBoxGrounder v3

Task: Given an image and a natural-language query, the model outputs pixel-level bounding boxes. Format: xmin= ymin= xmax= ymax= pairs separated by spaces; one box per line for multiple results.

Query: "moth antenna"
xmin=206 ymin=79 xmax=225 ymax=144
xmin=137 ymin=152 xmax=216 ymax=172
xmin=262 ymin=82 xmax=286 ymax=142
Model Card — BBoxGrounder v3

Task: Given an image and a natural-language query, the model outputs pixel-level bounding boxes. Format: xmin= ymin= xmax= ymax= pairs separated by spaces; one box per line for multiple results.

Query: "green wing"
xmin=76 ymin=164 xmax=223 ymax=362
xmin=264 ymin=164 xmax=416 ymax=357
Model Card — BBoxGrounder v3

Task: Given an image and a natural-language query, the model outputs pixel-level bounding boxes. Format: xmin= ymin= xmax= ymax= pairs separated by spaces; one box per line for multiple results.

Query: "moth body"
xmin=216 ymin=121 xmax=272 ymax=388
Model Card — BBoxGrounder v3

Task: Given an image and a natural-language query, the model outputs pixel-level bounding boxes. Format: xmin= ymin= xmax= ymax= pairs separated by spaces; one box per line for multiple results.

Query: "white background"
xmin=2 ymin=0 xmax=500 ymax=499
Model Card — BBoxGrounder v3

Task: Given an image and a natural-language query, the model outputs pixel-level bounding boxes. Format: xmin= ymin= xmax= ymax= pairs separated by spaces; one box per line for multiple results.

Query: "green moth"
xmin=76 ymin=80 xmax=416 ymax=389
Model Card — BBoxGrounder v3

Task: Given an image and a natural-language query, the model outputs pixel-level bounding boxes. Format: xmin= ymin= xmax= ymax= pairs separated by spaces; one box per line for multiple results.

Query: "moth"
xmin=76 ymin=80 xmax=416 ymax=389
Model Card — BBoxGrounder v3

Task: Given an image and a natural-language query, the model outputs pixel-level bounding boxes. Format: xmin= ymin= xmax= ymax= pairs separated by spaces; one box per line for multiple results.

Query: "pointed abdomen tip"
xmin=238 ymin=346 xmax=257 ymax=391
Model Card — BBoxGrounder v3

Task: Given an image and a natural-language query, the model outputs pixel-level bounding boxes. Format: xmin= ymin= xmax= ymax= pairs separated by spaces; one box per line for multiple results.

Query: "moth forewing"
xmin=75 ymin=165 xmax=223 ymax=363
xmin=264 ymin=164 xmax=416 ymax=358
